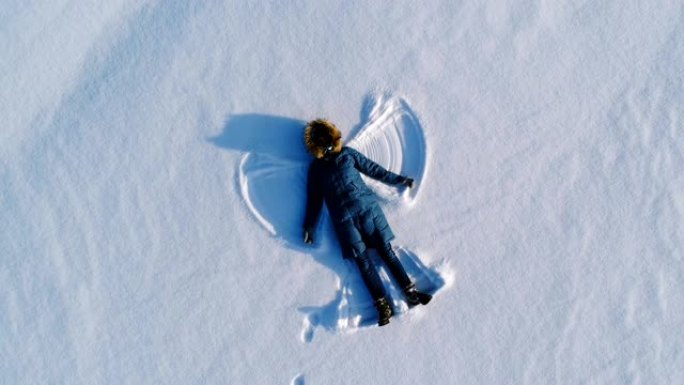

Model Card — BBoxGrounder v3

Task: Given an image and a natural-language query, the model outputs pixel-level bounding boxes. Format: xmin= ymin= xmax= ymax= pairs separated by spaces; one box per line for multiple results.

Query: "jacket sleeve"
xmin=349 ymin=147 xmax=405 ymax=185
xmin=303 ymin=162 xmax=324 ymax=233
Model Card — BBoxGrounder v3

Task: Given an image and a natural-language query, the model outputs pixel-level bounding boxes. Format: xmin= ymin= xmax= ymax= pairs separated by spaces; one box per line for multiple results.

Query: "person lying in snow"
xmin=302 ymin=119 xmax=431 ymax=326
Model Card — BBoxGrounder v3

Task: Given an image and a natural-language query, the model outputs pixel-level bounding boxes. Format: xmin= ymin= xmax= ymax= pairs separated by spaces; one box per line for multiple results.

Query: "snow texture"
xmin=2 ymin=1 xmax=683 ymax=384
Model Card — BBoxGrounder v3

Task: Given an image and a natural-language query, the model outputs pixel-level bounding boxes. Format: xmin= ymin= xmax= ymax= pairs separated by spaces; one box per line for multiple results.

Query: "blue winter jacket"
xmin=304 ymin=147 xmax=406 ymax=258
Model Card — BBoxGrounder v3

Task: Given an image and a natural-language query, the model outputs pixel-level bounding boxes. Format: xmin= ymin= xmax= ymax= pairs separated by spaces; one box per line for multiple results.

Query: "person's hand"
xmin=401 ymin=176 xmax=415 ymax=188
xmin=304 ymin=230 xmax=314 ymax=244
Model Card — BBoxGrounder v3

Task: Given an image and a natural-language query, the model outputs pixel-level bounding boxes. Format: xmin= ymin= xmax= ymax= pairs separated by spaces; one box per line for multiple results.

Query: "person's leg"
xmin=377 ymin=242 xmax=413 ymax=290
xmin=353 ymin=250 xmax=386 ymax=301
xmin=378 ymin=242 xmax=432 ymax=306
xmin=353 ymin=250 xmax=393 ymax=326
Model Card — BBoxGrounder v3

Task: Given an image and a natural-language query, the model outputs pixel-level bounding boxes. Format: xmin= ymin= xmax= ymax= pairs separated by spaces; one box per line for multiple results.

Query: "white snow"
xmin=2 ymin=1 xmax=683 ymax=384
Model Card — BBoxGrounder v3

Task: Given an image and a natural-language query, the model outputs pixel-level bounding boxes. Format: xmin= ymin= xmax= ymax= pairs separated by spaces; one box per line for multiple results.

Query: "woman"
xmin=302 ymin=119 xmax=431 ymax=326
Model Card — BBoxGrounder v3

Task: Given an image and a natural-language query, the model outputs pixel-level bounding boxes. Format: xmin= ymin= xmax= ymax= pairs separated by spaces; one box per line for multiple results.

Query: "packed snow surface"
xmin=2 ymin=1 xmax=683 ymax=384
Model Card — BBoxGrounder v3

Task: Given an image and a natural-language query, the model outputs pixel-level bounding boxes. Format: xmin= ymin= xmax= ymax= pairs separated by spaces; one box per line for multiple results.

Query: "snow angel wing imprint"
xmin=345 ymin=93 xmax=427 ymax=205
xmin=237 ymin=93 xmax=429 ymax=243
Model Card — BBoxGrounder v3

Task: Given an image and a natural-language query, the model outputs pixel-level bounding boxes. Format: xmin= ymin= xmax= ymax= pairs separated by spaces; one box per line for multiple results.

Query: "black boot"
xmin=404 ymin=284 xmax=432 ymax=307
xmin=375 ymin=297 xmax=393 ymax=326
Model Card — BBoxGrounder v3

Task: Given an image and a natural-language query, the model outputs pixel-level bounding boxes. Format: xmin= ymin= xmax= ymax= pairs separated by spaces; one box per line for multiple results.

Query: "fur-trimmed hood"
xmin=304 ymin=119 xmax=343 ymax=159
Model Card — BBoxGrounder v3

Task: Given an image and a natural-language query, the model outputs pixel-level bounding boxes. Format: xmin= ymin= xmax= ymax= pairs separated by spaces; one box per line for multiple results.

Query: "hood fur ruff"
xmin=304 ymin=119 xmax=343 ymax=159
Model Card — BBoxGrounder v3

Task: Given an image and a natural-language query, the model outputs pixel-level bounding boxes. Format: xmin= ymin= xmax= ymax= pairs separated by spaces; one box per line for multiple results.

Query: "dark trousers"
xmin=354 ymin=243 xmax=413 ymax=301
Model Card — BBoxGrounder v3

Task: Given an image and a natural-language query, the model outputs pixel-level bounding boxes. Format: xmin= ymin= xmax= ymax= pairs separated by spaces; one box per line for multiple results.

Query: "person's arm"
xmin=303 ymin=162 xmax=324 ymax=243
xmin=349 ymin=147 xmax=412 ymax=186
